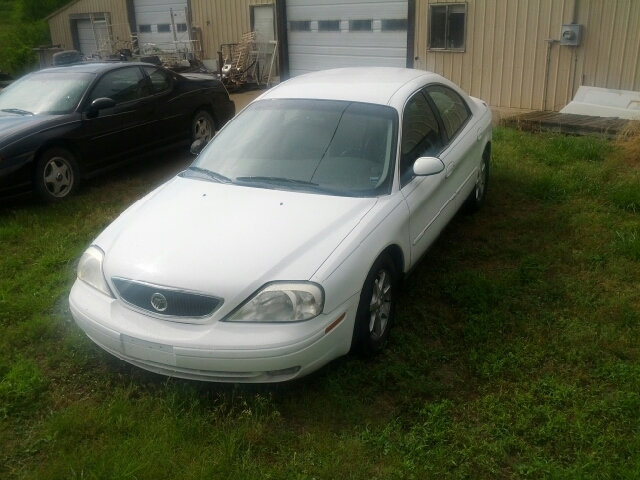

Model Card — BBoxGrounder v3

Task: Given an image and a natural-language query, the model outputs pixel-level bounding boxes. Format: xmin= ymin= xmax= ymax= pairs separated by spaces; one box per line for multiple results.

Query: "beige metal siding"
xmin=191 ymin=0 xmax=274 ymax=60
xmin=48 ymin=0 xmax=130 ymax=52
xmin=579 ymin=0 xmax=640 ymax=92
xmin=415 ymin=0 xmax=640 ymax=111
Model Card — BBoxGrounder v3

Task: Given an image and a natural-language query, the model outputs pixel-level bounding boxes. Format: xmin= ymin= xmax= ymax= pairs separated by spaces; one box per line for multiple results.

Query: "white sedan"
xmin=69 ymin=67 xmax=492 ymax=383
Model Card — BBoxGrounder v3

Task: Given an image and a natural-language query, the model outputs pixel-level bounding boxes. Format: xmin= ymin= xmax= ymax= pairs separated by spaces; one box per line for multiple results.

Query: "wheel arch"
xmin=192 ymin=104 xmax=219 ymax=130
xmin=380 ymin=244 xmax=406 ymax=283
xmin=32 ymin=139 xmax=83 ymax=180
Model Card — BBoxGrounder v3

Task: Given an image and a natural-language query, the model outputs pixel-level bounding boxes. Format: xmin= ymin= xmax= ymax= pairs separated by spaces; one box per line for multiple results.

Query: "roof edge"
xmin=44 ymin=0 xmax=84 ymax=21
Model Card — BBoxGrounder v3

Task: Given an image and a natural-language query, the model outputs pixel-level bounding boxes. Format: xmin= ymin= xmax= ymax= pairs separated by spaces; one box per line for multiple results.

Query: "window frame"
xmin=428 ymin=2 xmax=467 ymax=52
xmin=318 ymin=20 xmax=340 ymax=32
xmin=424 ymin=84 xmax=472 ymax=144
xmin=289 ymin=20 xmax=311 ymax=32
xmin=381 ymin=19 xmax=408 ymax=31
xmin=85 ymin=66 xmax=150 ymax=108
xmin=143 ymin=66 xmax=172 ymax=95
xmin=399 ymin=88 xmax=446 ymax=187
xmin=349 ymin=19 xmax=372 ymax=32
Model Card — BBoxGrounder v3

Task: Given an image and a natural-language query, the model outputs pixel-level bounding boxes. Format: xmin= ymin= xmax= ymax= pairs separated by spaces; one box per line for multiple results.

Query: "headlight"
xmin=77 ymin=246 xmax=113 ymax=297
xmin=227 ymin=282 xmax=324 ymax=322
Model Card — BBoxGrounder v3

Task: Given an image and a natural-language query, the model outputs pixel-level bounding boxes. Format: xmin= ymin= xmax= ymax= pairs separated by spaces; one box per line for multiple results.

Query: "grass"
xmin=1 ymin=127 xmax=639 ymax=478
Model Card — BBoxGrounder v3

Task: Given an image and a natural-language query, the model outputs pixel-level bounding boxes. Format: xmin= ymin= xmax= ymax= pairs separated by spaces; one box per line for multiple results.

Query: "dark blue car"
xmin=0 ymin=62 xmax=235 ymax=202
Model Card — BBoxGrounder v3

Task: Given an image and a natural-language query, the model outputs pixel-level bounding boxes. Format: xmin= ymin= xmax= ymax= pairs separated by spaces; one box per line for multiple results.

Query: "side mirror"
xmin=413 ymin=156 xmax=445 ymax=176
xmin=190 ymin=139 xmax=206 ymax=155
xmin=86 ymin=97 xmax=116 ymax=118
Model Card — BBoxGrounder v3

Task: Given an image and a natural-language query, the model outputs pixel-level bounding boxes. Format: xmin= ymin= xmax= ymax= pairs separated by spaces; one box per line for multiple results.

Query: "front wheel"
xmin=35 ymin=147 xmax=80 ymax=203
xmin=351 ymin=253 xmax=398 ymax=357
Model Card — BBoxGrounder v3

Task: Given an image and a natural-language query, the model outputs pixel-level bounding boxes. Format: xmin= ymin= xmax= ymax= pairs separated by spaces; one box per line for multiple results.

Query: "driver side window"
xmin=88 ymin=67 xmax=149 ymax=106
xmin=400 ymin=90 xmax=443 ymax=185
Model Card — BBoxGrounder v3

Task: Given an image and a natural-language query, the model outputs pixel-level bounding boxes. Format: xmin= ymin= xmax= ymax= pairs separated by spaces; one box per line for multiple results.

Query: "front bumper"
xmin=69 ymin=279 xmax=358 ymax=382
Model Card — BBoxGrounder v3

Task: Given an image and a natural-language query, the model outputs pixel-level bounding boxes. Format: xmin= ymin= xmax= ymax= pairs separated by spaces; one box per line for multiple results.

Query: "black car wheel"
xmin=35 ymin=147 xmax=80 ymax=203
xmin=191 ymin=110 xmax=214 ymax=144
xmin=351 ymin=253 xmax=398 ymax=357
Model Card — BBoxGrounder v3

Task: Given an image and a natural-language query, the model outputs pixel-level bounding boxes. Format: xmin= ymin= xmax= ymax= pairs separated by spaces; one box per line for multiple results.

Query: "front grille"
xmin=112 ymin=277 xmax=221 ymax=318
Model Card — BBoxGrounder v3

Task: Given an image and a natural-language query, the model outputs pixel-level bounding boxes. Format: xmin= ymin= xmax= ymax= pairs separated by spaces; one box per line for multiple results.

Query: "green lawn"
xmin=1 ymin=128 xmax=639 ymax=478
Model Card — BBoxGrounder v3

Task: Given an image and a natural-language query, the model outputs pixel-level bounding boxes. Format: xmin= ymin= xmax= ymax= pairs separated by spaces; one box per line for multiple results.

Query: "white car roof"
xmin=261 ymin=67 xmax=446 ymax=106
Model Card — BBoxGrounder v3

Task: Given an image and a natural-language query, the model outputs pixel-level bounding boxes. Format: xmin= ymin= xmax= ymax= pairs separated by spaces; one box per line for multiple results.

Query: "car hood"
xmin=98 ymin=176 xmax=377 ymax=315
xmin=0 ymin=114 xmax=51 ymax=141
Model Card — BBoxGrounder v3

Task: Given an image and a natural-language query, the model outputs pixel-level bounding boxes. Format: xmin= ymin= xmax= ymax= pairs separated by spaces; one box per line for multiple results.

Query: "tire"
xmin=191 ymin=110 xmax=214 ymax=144
xmin=463 ymin=148 xmax=490 ymax=213
xmin=35 ymin=147 xmax=80 ymax=203
xmin=351 ymin=253 xmax=398 ymax=357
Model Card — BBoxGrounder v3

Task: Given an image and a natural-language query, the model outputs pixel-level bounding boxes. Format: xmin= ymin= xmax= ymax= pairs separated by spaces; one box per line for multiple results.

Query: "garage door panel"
xmin=289 ymin=44 xmax=407 ymax=58
xmin=288 ymin=6 xmax=407 ymax=20
xmin=289 ymin=55 xmax=405 ymax=77
xmin=288 ymin=33 xmax=407 ymax=49
xmin=134 ymin=0 xmax=189 ymax=51
xmin=287 ymin=0 xmax=408 ymax=76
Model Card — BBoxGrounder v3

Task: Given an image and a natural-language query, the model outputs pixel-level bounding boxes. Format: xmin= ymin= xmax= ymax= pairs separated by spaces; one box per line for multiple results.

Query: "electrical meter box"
xmin=561 ymin=24 xmax=582 ymax=46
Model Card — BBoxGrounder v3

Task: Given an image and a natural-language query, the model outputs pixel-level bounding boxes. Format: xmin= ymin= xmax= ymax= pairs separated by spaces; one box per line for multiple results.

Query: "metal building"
xmin=46 ymin=0 xmax=639 ymax=112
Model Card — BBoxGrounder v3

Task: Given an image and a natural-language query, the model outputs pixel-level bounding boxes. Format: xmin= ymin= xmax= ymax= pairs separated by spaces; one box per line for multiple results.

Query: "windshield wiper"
xmin=236 ymin=176 xmax=319 ymax=186
xmin=1 ymin=108 xmax=34 ymax=116
xmin=185 ymin=166 xmax=232 ymax=184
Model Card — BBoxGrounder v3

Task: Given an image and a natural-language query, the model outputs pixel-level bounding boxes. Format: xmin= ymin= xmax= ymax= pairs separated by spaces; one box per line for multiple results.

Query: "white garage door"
xmin=134 ymin=0 xmax=190 ymax=52
xmin=77 ymin=18 xmax=110 ymax=56
xmin=286 ymin=0 xmax=408 ymax=77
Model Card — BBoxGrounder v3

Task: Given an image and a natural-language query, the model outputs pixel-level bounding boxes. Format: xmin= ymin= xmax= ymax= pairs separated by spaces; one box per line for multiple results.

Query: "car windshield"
xmin=188 ymin=99 xmax=398 ymax=197
xmin=0 ymin=72 xmax=94 ymax=115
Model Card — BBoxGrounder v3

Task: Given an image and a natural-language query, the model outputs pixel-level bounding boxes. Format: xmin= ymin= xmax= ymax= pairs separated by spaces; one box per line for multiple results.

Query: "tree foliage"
xmin=0 ymin=0 xmax=70 ymax=75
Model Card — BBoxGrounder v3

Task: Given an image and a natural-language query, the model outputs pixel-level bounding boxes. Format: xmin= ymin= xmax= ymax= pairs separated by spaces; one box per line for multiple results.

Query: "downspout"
xmin=406 ymin=0 xmax=416 ymax=68
xmin=543 ymin=39 xmax=558 ymax=111
xmin=570 ymin=0 xmax=580 ymax=99
xmin=275 ymin=0 xmax=289 ymax=80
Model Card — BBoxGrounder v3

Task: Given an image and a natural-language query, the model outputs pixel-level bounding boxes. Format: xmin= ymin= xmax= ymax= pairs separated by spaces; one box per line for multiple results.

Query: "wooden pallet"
xmin=501 ymin=111 xmax=630 ymax=139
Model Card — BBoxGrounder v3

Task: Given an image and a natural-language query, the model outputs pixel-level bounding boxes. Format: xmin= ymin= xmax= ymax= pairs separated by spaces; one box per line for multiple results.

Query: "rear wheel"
xmin=35 ymin=147 xmax=80 ymax=203
xmin=351 ymin=253 xmax=398 ymax=357
xmin=464 ymin=148 xmax=489 ymax=213
xmin=191 ymin=110 xmax=214 ymax=144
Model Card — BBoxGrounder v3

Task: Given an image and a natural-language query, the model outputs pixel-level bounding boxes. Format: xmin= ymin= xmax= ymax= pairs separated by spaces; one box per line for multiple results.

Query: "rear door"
xmin=425 ymin=85 xmax=479 ymax=213
xmin=80 ymin=66 xmax=159 ymax=171
xmin=142 ymin=66 xmax=189 ymax=146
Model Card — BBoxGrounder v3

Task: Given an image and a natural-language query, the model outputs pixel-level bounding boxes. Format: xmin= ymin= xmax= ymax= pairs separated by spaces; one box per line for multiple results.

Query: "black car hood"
xmin=0 ymin=114 xmax=54 ymax=140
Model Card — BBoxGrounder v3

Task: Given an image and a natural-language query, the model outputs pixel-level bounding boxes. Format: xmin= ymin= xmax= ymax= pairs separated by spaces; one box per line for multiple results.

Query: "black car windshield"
xmin=0 ymin=72 xmax=94 ymax=115
xmin=189 ymin=99 xmax=398 ymax=197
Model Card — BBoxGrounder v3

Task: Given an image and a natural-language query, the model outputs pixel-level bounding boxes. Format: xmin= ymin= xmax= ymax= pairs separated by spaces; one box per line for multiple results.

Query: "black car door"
xmin=141 ymin=66 xmax=187 ymax=147
xmin=80 ymin=66 xmax=159 ymax=171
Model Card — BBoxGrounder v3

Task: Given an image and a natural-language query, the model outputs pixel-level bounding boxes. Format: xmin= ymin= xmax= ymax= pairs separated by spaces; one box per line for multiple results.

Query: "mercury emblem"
xmin=150 ymin=293 xmax=168 ymax=312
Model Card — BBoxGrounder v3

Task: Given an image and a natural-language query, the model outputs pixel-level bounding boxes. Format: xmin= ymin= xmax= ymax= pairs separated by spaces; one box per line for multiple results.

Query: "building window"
xmin=176 ymin=23 xmax=187 ymax=33
xmin=429 ymin=3 xmax=466 ymax=50
xmin=139 ymin=24 xmax=151 ymax=33
xmin=318 ymin=20 xmax=340 ymax=32
xmin=157 ymin=24 xmax=171 ymax=33
xmin=289 ymin=20 xmax=311 ymax=32
xmin=381 ymin=19 xmax=407 ymax=31
xmin=349 ymin=20 xmax=372 ymax=32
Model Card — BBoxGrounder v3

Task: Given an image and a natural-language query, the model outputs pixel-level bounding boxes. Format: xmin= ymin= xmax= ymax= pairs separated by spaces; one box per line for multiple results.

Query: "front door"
xmin=399 ymin=88 xmax=451 ymax=266
xmin=80 ymin=66 xmax=159 ymax=171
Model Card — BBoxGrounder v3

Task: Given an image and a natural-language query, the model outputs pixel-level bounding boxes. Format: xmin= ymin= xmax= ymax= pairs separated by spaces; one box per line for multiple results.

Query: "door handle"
xmin=477 ymin=128 xmax=483 ymax=142
xmin=446 ymin=162 xmax=455 ymax=178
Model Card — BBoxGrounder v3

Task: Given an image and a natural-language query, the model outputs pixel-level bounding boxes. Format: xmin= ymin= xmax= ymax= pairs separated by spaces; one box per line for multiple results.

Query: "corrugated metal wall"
xmin=414 ymin=0 xmax=640 ymax=111
xmin=48 ymin=0 xmax=131 ymax=52
xmin=190 ymin=0 xmax=274 ymax=60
